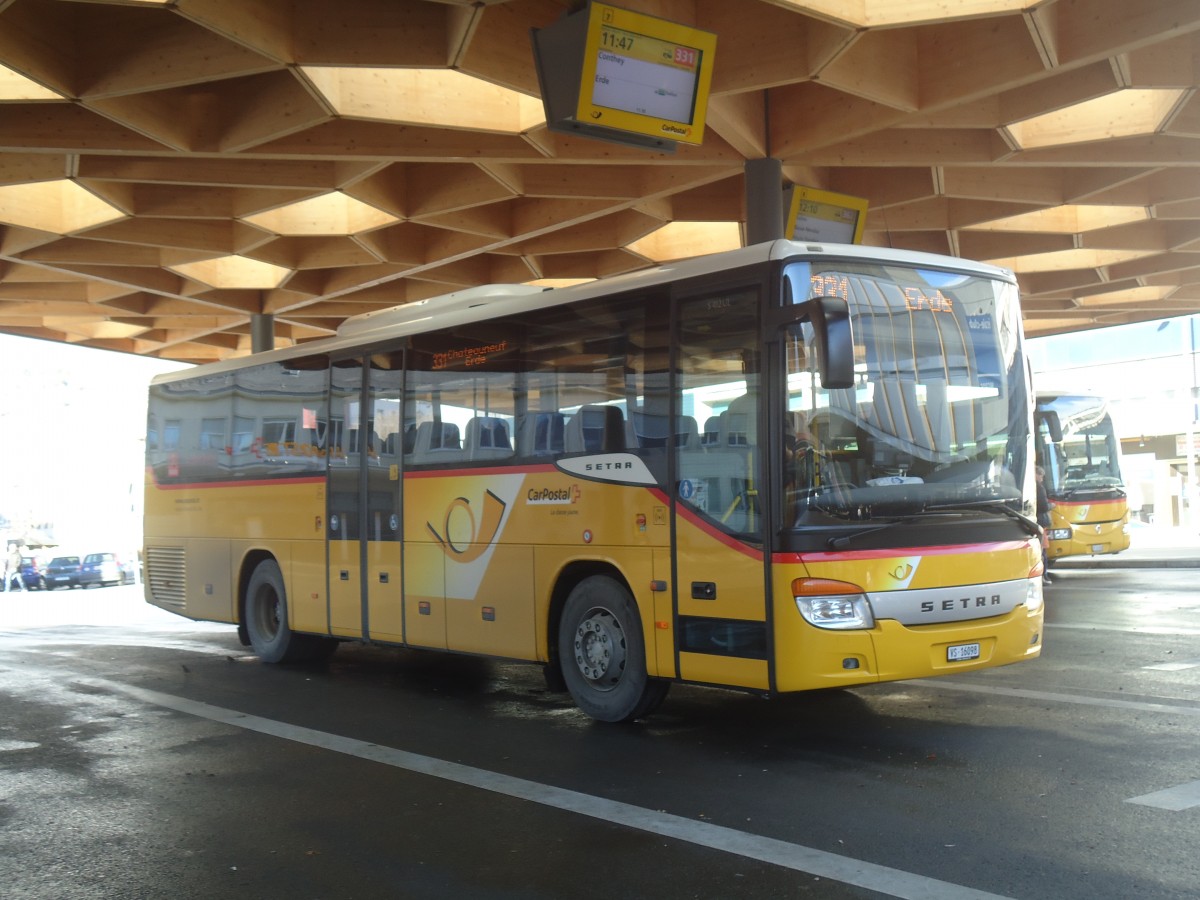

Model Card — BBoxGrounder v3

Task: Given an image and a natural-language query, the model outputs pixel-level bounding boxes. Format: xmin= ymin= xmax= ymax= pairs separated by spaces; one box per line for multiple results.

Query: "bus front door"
xmin=326 ymin=355 xmax=404 ymax=642
xmin=672 ymin=290 xmax=772 ymax=692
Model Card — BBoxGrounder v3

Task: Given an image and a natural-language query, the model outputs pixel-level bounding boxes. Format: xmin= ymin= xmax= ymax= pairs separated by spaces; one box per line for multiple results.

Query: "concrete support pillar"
xmin=744 ymin=157 xmax=784 ymax=246
xmin=251 ymin=313 xmax=274 ymax=353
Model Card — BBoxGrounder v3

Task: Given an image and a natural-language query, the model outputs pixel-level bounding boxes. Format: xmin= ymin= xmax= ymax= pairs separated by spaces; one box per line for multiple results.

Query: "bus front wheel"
xmin=558 ymin=575 xmax=668 ymax=722
xmin=245 ymin=559 xmax=336 ymax=664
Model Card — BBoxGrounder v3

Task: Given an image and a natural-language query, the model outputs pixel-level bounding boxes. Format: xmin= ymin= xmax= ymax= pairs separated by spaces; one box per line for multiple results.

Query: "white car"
xmin=79 ymin=552 xmax=124 ymax=588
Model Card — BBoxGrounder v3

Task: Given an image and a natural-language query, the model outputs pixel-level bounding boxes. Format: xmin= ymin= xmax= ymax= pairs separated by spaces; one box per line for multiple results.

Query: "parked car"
xmin=79 ymin=552 xmax=125 ymax=588
xmin=44 ymin=555 xmax=82 ymax=590
xmin=20 ymin=555 xmax=48 ymax=590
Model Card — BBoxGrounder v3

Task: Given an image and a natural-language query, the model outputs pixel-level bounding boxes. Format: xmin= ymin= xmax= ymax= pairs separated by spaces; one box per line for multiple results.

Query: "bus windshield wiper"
xmin=826 ymin=523 xmax=896 ymax=549
xmin=923 ymin=499 xmax=1040 ymax=537
xmin=1060 ymin=484 xmax=1121 ymax=499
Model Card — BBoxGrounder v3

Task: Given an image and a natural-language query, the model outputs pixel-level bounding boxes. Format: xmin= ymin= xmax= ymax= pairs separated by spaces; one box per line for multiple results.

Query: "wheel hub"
xmin=573 ymin=609 xmax=626 ymax=689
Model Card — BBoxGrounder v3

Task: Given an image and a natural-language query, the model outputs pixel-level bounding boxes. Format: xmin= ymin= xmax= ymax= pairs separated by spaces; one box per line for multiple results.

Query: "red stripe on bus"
xmin=402 ymin=463 xmax=559 ymax=479
xmin=673 ymin=503 xmax=765 ymax=560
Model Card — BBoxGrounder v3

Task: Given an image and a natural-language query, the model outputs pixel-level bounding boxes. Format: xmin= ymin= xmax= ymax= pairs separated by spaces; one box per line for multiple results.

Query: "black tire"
xmin=542 ymin=660 xmax=567 ymax=693
xmin=244 ymin=559 xmax=337 ymax=664
xmin=558 ymin=575 xmax=669 ymax=722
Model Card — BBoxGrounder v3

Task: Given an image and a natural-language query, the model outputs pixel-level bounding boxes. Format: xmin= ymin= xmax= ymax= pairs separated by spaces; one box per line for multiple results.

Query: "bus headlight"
xmin=1049 ymin=528 xmax=1071 ymax=541
xmin=1026 ymin=577 xmax=1044 ymax=613
xmin=793 ymin=578 xmax=874 ymax=630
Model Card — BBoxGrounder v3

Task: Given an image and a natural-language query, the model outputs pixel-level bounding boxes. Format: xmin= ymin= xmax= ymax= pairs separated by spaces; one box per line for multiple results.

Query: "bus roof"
xmin=150 ymin=239 xmax=1017 ymax=384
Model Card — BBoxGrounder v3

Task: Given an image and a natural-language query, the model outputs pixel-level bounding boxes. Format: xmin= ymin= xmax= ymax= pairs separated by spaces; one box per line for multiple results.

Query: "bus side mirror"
xmin=1043 ymin=411 xmax=1063 ymax=443
xmin=792 ymin=296 xmax=854 ymax=389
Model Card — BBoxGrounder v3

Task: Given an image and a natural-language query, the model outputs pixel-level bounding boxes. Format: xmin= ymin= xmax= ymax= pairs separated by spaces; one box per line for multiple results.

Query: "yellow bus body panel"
xmin=365 ymin=539 xmax=403 ymax=643
xmin=671 ymin=510 xmax=770 ymax=688
xmin=404 ymin=542 xmax=446 ymax=650
xmin=1048 ymin=498 xmax=1130 ymax=559
xmin=144 ymin=472 xmax=326 ymax=628
xmin=404 ymin=469 xmax=665 ymax=667
xmin=771 ymin=540 xmax=1043 ymax=692
xmin=678 ymin=652 xmax=769 ymax=690
xmin=146 ymin=468 xmax=1043 ymax=696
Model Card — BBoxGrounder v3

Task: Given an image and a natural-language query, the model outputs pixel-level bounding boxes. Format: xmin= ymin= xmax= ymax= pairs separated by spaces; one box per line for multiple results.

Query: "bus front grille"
xmin=146 ymin=546 xmax=186 ymax=610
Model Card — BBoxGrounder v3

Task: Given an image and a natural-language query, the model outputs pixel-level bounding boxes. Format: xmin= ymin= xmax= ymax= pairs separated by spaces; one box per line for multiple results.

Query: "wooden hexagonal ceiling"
xmin=2 ymin=0 xmax=1200 ymax=364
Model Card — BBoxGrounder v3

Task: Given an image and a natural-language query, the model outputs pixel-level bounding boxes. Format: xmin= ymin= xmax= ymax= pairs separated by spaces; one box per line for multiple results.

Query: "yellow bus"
xmin=1034 ymin=391 xmax=1131 ymax=562
xmin=144 ymin=240 xmax=1045 ymax=721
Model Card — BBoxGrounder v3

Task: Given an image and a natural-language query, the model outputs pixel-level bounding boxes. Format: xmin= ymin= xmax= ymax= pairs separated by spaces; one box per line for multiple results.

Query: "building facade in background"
xmin=1028 ymin=315 xmax=1198 ymax=527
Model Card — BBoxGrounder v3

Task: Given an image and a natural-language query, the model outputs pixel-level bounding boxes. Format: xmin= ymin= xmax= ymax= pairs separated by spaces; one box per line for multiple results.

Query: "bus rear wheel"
xmin=245 ymin=559 xmax=336 ymax=664
xmin=558 ymin=575 xmax=668 ymax=722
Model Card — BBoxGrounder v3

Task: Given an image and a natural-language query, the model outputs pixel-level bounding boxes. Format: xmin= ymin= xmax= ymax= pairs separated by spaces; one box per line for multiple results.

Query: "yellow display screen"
xmin=576 ymin=3 xmax=716 ymax=146
xmin=787 ymin=187 xmax=869 ymax=245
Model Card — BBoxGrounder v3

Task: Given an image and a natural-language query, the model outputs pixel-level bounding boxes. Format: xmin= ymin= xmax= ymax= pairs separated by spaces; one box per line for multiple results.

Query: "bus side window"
xmin=628 ymin=411 xmax=698 ymax=450
xmin=520 ymin=412 xmax=565 ymax=457
xmin=409 ymin=421 xmax=463 ymax=464
xmin=566 ymin=405 xmax=626 ymax=453
xmin=675 ymin=415 xmax=699 ymax=450
xmin=465 ymin=416 xmax=513 ymax=460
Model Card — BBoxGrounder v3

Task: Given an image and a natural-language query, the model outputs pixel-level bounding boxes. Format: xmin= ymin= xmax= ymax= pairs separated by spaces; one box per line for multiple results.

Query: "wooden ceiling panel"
xmin=72 ymin=8 xmax=282 ymax=99
xmin=817 ymin=29 xmax=920 ymax=112
xmin=0 ymin=152 xmax=70 ymax=185
xmin=459 ymin=0 xmax=563 ymax=94
xmin=704 ymin=1 xmax=851 ymax=94
xmin=1 ymin=0 xmax=1200 ymax=363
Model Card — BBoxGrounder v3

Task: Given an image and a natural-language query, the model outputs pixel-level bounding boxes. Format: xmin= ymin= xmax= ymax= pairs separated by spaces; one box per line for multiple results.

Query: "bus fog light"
xmin=1050 ymin=528 xmax=1071 ymax=541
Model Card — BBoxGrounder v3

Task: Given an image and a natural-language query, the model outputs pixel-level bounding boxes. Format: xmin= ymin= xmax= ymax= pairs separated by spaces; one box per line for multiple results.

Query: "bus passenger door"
xmin=327 ymin=359 xmax=366 ymax=637
xmin=672 ymin=289 xmax=772 ymax=691
xmin=326 ymin=354 xmax=404 ymax=641
xmin=363 ymin=355 xmax=404 ymax=642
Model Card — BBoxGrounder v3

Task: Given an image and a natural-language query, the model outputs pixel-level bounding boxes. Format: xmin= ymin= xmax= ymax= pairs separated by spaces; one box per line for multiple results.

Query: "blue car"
xmin=20 ymin=555 xmax=47 ymax=590
xmin=44 ymin=556 xmax=82 ymax=590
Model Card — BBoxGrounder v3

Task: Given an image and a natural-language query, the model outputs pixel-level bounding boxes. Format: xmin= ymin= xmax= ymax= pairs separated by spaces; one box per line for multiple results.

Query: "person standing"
xmin=1035 ymin=467 xmax=1055 ymax=584
xmin=5 ymin=542 xmax=26 ymax=592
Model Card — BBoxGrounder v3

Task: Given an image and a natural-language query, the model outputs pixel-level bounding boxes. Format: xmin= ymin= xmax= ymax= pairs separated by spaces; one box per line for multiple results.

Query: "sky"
xmin=0 ymin=334 xmax=190 ymax=552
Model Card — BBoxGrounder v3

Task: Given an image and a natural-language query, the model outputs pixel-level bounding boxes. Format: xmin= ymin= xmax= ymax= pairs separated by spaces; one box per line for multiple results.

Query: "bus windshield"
xmin=783 ymin=260 xmax=1031 ymax=524
xmin=1036 ymin=395 xmax=1124 ymax=495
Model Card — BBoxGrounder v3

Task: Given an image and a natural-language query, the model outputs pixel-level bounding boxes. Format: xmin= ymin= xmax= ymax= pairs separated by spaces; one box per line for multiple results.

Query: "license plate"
xmin=947 ymin=642 xmax=981 ymax=662
xmin=1091 ymin=543 xmax=1104 ymax=553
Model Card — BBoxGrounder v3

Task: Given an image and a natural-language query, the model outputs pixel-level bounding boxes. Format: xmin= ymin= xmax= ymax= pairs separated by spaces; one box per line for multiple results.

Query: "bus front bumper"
xmin=772 ymin=604 xmax=1044 ymax=693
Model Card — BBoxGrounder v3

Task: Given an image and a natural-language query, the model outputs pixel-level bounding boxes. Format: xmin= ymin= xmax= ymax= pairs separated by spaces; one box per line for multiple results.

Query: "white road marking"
xmin=1044 ymin=623 xmax=1200 ymax=636
xmin=1126 ymin=781 xmax=1200 ymax=811
xmin=84 ymin=677 xmax=1016 ymax=900
xmin=1143 ymin=661 xmax=1200 ymax=671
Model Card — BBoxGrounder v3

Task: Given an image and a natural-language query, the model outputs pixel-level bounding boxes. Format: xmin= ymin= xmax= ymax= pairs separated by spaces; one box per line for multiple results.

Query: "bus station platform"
xmin=1052 ymin=524 xmax=1200 ymax=570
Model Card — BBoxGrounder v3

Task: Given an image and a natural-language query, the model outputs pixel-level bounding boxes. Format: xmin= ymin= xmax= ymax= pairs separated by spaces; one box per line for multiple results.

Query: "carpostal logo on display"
xmin=526 ymin=484 xmax=581 ymax=506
